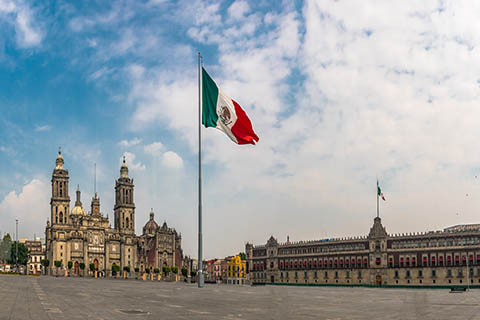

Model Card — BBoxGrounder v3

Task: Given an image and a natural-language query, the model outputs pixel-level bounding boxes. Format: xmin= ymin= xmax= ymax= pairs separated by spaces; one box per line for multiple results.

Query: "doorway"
xmin=74 ymin=261 xmax=79 ymax=275
xmin=375 ymin=275 xmax=382 ymax=286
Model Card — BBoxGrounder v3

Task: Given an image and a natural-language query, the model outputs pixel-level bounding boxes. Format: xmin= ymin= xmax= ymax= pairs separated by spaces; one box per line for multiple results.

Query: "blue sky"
xmin=2 ymin=0 xmax=480 ymax=258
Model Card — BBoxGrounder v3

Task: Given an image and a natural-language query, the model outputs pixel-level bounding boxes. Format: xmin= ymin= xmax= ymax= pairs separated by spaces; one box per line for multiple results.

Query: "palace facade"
xmin=246 ymin=217 xmax=480 ymax=286
xmin=45 ymin=150 xmax=183 ymax=275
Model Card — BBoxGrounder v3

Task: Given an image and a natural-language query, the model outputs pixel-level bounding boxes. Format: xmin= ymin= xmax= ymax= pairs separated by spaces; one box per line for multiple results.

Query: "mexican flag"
xmin=202 ymin=67 xmax=259 ymax=145
xmin=377 ymin=181 xmax=386 ymax=201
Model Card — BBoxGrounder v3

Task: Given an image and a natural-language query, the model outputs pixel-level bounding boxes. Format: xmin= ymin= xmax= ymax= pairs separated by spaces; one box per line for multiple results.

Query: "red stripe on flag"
xmin=231 ymin=100 xmax=259 ymax=145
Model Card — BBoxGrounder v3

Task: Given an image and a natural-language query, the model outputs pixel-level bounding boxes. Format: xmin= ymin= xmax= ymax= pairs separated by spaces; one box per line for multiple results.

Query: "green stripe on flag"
xmin=202 ymin=68 xmax=219 ymax=128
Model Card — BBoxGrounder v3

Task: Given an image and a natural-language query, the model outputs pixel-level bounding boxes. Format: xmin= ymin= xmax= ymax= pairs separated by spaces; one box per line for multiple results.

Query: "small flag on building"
xmin=202 ymin=67 xmax=259 ymax=145
xmin=377 ymin=181 xmax=386 ymax=201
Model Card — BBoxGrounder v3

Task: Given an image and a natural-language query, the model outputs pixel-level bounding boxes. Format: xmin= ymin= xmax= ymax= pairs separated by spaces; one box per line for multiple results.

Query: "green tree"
xmin=239 ymin=252 xmax=246 ymax=260
xmin=67 ymin=261 xmax=73 ymax=270
xmin=89 ymin=263 xmax=95 ymax=272
xmin=0 ymin=233 xmax=12 ymax=264
xmin=181 ymin=267 xmax=188 ymax=277
xmin=111 ymin=264 xmax=120 ymax=276
xmin=153 ymin=268 xmax=159 ymax=274
xmin=41 ymin=259 xmax=50 ymax=275
xmin=8 ymin=242 xmax=28 ymax=265
xmin=123 ymin=266 xmax=130 ymax=272
xmin=54 ymin=260 xmax=62 ymax=276
xmin=162 ymin=265 xmax=170 ymax=275
xmin=134 ymin=267 xmax=139 ymax=273
xmin=190 ymin=270 xmax=197 ymax=277
xmin=171 ymin=266 xmax=178 ymax=274
xmin=145 ymin=268 xmax=151 ymax=274
xmin=79 ymin=262 xmax=85 ymax=276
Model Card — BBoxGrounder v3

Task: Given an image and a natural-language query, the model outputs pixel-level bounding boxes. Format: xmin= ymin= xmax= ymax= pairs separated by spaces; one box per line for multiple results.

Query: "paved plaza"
xmin=2 ymin=275 xmax=480 ymax=320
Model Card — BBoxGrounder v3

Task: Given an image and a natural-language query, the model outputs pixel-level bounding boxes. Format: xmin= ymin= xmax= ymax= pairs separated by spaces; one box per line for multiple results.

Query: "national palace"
xmin=246 ymin=217 xmax=480 ymax=286
xmin=45 ymin=150 xmax=184 ymax=276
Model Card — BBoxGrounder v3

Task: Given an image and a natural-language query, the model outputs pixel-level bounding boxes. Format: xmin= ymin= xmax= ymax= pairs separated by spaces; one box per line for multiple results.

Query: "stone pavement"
xmin=2 ymin=275 xmax=480 ymax=320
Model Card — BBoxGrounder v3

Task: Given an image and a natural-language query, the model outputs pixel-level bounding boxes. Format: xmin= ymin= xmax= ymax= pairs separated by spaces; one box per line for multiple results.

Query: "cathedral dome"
xmin=71 ymin=185 xmax=86 ymax=215
xmin=71 ymin=205 xmax=86 ymax=215
xmin=143 ymin=210 xmax=158 ymax=235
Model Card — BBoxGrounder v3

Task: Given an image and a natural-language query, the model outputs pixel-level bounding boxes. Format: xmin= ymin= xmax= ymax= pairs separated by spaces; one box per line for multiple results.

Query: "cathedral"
xmin=45 ymin=149 xmax=183 ymax=276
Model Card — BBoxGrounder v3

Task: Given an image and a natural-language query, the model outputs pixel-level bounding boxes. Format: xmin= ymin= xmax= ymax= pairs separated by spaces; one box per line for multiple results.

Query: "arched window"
xmin=59 ymin=182 xmax=63 ymax=197
xmin=59 ymin=212 xmax=63 ymax=224
xmin=126 ymin=217 xmax=129 ymax=229
xmin=56 ymin=216 xmax=58 ymax=224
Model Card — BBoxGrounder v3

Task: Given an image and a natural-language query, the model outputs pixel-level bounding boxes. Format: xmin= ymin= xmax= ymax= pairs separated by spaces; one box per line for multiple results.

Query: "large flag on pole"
xmin=377 ymin=181 xmax=386 ymax=201
xmin=202 ymin=67 xmax=259 ymax=145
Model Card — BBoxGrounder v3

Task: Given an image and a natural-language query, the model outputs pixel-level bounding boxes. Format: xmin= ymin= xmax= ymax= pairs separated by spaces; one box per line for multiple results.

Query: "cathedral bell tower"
xmin=50 ymin=148 xmax=71 ymax=225
xmin=114 ymin=157 xmax=135 ymax=234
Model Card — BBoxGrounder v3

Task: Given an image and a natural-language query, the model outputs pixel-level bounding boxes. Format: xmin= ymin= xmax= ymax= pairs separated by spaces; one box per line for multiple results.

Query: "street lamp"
xmin=15 ymin=219 xmax=18 ymax=273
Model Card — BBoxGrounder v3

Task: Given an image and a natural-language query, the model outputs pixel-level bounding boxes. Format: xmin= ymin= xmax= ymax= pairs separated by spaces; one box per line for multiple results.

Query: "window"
xmin=394 ymin=270 xmax=399 ymax=278
xmin=324 ymin=271 xmax=328 ymax=278
xmin=358 ymin=271 xmax=362 ymax=279
xmin=406 ymin=270 xmax=411 ymax=278
xmin=314 ymin=271 xmax=318 ymax=278
xmin=432 ymin=270 xmax=436 ymax=277
xmin=346 ymin=271 xmax=350 ymax=278
xmin=470 ymin=268 xmax=474 ymax=277
xmin=304 ymin=271 xmax=307 ymax=279
xmin=418 ymin=270 xmax=423 ymax=278
xmin=335 ymin=271 xmax=338 ymax=279
xmin=457 ymin=269 xmax=463 ymax=277
xmin=295 ymin=272 xmax=298 ymax=279
xmin=447 ymin=269 xmax=452 ymax=277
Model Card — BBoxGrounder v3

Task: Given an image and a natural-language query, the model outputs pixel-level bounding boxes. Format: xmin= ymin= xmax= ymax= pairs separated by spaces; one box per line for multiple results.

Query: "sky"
xmin=1 ymin=0 xmax=480 ymax=259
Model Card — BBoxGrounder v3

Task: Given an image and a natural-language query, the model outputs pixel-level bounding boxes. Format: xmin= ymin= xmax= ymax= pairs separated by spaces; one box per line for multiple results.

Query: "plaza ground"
xmin=2 ymin=275 xmax=480 ymax=319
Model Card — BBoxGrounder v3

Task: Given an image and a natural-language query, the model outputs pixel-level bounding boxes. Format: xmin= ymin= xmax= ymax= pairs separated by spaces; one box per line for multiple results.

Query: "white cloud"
xmin=121 ymin=152 xmax=145 ymax=171
xmin=118 ymin=138 xmax=142 ymax=147
xmin=34 ymin=125 xmax=51 ymax=132
xmin=120 ymin=0 xmax=480 ymax=258
xmin=0 ymin=0 xmax=44 ymax=48
xmin=162 ymin=151 xmax=183 ymax=169
xmin=144 ymin=141 xmax=164 ymax=156
xmin=0 ymin=179 xmax=50 ymax=238
xmin=228 ymin=0 xmax=250 ymax=21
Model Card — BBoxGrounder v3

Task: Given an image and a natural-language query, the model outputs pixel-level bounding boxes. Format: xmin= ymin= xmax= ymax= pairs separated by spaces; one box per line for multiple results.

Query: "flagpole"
xmin=197 ymin=51 xmax=204 ymax=288
xmin=376 ymin=180 xmax=379 ymax=218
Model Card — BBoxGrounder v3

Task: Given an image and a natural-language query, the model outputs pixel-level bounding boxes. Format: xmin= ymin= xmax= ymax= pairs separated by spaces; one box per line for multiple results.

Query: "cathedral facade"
xmin=45 ymin=150 xmax=183 ymax=275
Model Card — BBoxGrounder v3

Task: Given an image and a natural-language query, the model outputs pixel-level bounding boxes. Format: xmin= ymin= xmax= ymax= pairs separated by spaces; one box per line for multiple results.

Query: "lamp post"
xmin=15 ymin=219 xmax=18 ymax=273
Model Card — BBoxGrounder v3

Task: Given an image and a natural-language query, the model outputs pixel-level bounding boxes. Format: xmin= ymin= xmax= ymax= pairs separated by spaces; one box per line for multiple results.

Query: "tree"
xmin=89 ymin=263 xmax=95 ymax=272
xmin=191 ymin=270 xmax=197 ymax=277
xmin=123 ymin=266 xmax=130 ymax=272
xmin=54 ymin=260 xmax=62 ymax=276
xmin=162 ymin=265 xmax=170 ymax=275
xmin=41 ymin=259 xmax=50 ymax=275
xmin=171 ymin=266 xmax=178 ymax=274
xmin=145 ymin=268 xmax=151 ymax=274
xmin=9 ymin=242 xmax=28 ymax=266
xmin=67 ymin=261 xmax=73 ymax=270
xmin=153 ymin=268 xmax=159 ymax=274
xmin=239 ymin=252 xmax=246 ymax=260
xmin=111 ymin=264 xmax=120 ymax=276
xmin=181 ymin=267 xmax=188 ymax=277
xmin=79 ymin=263 xmax=85 ymax=276
xmin=134 ymin=267 xmax=139 ymax=273
xmin=0 ymin=233 xmax=12 ymax=264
